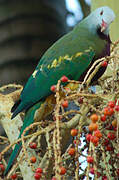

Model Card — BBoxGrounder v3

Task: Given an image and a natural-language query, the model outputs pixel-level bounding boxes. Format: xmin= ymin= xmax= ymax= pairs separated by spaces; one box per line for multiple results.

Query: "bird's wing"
xmin=20 ymin=49 xmax=95 ymax=108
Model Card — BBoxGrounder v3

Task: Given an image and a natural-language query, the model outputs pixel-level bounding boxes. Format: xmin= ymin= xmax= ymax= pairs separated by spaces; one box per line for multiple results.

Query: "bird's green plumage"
xmin=5 ymin=6 xmax=115 ymax=175
xmin=13 ymin=19 xmax=108 ymax=116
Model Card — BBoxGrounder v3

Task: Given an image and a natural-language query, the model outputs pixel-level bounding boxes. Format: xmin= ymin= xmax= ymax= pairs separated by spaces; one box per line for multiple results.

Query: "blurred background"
xmin=0 ymin=0 xmax=91 ymax=85
xmin=0 ymin=0 xmax=117 ymax=86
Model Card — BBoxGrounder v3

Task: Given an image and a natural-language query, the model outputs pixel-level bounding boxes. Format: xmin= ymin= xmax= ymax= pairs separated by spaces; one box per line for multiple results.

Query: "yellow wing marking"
xmin=75 ymin=52 xmax=83 ymax=57
xmin=32 ymin=70 xmax=38 ymax=78
xmin=50 ymin=59 xmax=58 ymax=68
xmin=47 ymin=55 xmax=73 ymax=69
xmin=46 ymin=51 xmax=91 ymax=70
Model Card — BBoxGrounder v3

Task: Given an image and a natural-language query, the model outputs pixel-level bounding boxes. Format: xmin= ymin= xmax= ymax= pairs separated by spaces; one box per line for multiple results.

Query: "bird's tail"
xmin=4 ymin=101 xmax=43 ymax=176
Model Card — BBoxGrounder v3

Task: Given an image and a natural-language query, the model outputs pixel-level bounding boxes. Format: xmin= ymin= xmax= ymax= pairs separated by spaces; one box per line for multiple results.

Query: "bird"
xmin=4 ymin=6 xmax=115 ymax=175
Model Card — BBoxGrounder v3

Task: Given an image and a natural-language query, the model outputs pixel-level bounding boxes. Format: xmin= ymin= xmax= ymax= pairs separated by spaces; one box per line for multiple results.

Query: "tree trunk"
xmin=0 ymin=0 xmax=68 ymax=85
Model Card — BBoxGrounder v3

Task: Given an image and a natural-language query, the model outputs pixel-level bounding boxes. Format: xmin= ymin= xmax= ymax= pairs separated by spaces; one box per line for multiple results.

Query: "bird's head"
xmin=87 ymin=6 xmax=115 ymax=35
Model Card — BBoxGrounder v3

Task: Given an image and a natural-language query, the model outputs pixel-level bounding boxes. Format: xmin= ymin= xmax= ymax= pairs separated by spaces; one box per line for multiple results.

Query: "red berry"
xmin=29 ymin=142 xmax=37 ymax=149
xmin=115 ymin=105 xmax=119 ymax=111
xmin=35 ymin=168 xmax=43 ymax=174
xmin=50 ymin=85 xmax=56 ymax=92
xmin=53 ymin=115 xmax=62 ymax=121
xmin=52 ymin=177 xmax=57 ymax=180
xmin=109 ymin=160 xmax=111 ymax=165
xmin=108 ymin=101 xmax=115 ymax=108
xmin=113 ymin=127 xmax=117 ymax=131
xmin=109 ymin=108 xmax=114 ymax=115
xmin=106 ymin=145 xmax=113 ymax=151
xmin=101 ymin=61 xmax=108 ymax=67
xmin=94 ymin=130 xmax=102 ymax=139
xmin=64 ymin=87 xmax=70 ymax=92
xmin=116 ymin=168 xmax=119 ymax=176
xmin=0 ymin=164 xmax=5 ymax=172
xmin=104 ymin=107 xmax=114 ymax=116
xmin=101 ymin=115 xmax=106 ymax=122
xmin=103 ymin=139 xmax=109 ymax=146
xmin=107 ymin=132 xmax=116 ymax=140
xmin=68 ymin=148 xmax=75 ymax=156
xmin=106 ymin=124 xmax=113 ymax=130
xmin=71 ymin=129 xmax=78 ymax=136
xmin=90 ymin=114 xmax=98 ymax=123
xmin=61 ymin=75 xmax=68 ymax=82
xmin=87 ymin=156 xmax=94 ymax=163
xmin=90 ymin=167 xmax=95 ymax=174
xmin=97 ymin=172 xmax=101 ymax=178
xmin=86 ymin=134 xmax=92 ymax=142
xmin=73 ymin=140 xmax=77 ymax=144
xmin=62 ymin=100 xmax=68 ymax=108
xmin=11 ymin=174 xmax=17 ymax=179
xmin=78 ymin=97 xmax=83 ymax=104
xmin=103 ymin=107 xmax=109 ymax=115
xmin=102 ymin=175 xmax=108 ymax=180
xmin=30 ymin=156 xmax=36 ymax=163
xmin=90 ymin=136 xmax=99 ymax=144
xmin=59 ymin=167 xmax=66 ymax=175
xmin=34 ymin=173 xmax=41 ymax=180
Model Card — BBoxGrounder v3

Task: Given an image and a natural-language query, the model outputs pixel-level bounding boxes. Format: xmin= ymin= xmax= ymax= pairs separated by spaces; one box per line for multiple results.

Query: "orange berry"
xmin=62 ymin=100 xmax=68 ymax=108
xmin=112 ymin=119 xmax=117 ymax=127
xmin=59 ymin=167 xmax=66 ymax=175
xmin=90 ymin=114 xmax=98 ymax=123
xmin=30 ymin=156 xmax=36 ymax=163
xmin=88 ymin=123 xmax=98 ymax=132
xmin=71 ymin=129 xmax=78 ymax=136
xmin=68 ymin=148 xmax=75 ymax=156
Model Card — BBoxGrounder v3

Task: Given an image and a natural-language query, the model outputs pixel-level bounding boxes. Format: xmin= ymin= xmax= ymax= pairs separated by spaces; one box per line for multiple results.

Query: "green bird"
xmin=4 ymin=6 xmax=115 ymax=175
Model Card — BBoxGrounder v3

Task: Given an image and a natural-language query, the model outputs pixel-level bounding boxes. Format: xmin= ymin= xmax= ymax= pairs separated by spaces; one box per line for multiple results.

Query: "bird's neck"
xmin=97 ymin=27 xmax=112 ymax=44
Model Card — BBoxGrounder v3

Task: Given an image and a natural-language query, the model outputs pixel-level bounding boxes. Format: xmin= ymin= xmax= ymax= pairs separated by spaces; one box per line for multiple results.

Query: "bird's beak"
xmin=101 ymin=19 xmax=108 ymax=32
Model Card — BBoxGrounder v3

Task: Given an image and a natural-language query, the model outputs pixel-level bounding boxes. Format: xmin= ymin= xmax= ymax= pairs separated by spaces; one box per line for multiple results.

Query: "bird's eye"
xmin=100 ymin=10 xmax=103 ymax=15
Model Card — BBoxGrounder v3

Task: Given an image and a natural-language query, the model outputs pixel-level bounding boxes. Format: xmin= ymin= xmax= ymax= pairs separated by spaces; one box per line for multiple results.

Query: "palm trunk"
xmin=0 ymin=0 xmax=68 ymax=85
